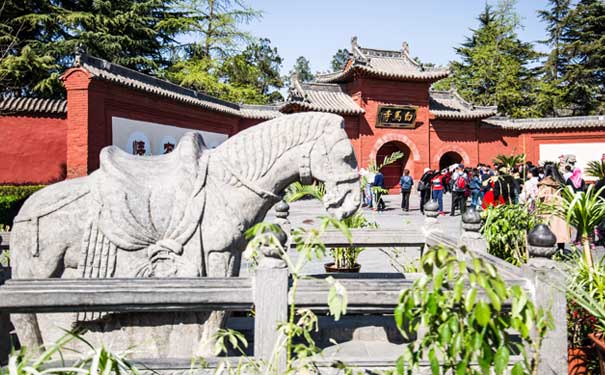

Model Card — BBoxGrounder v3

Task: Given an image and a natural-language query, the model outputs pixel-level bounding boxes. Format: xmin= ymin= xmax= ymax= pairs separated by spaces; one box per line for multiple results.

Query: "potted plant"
xmin=286 ymin=180 xmax=377 ymax=273
xmin=566 ymin=254 xmax=605 ymax=374
xmin=559 ymin=184 xmax=605 ymax=268
xmin=323 ymin=211 xmax=377 ymax=273
xmin=567 ymin=300 xmax=597 ymax=374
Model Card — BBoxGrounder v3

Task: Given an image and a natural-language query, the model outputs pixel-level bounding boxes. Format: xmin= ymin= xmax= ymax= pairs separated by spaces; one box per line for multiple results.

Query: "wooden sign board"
xmin=376 ymin=105 xmax=417 ymax=129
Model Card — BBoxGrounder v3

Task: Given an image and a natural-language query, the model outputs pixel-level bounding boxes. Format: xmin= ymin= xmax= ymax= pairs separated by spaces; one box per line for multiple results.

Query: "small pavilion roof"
xmin=0 ymin=97 xmax=67 ymax=116
xmin=429 ymin=90 xmax=497 ymax=120
xmin=316 ymin=37 xmax=449 ymax=84
xmin=483 ymin=115 xmax=605 ymax=130
xmin=283 ymin=75 xmax=364 ymax=116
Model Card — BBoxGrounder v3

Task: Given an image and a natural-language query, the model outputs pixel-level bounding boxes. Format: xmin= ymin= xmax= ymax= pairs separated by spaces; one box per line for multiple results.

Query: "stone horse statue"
xmin=10 ymin=112 xmax=360 ymax=357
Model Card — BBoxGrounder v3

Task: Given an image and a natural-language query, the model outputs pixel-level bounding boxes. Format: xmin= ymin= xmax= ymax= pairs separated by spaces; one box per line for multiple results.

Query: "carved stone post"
xmin=524 ymin=224 xmax=567 ymax=375
xmin=0 ymin=263 xmax=10 ymax=364
xmin=254 ymin=226 xmax=288 ymax=373
xmin=423 ymin=200 xmax=439 ymax=227
xmin=459 ymin=206 xmax=487 ymax=253
xmin=274 ymin=200 xmax=291 ymax=239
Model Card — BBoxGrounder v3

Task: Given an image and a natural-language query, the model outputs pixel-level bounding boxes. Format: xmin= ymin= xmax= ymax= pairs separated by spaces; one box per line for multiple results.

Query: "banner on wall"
xmin=111 ymin=117 xmax=228 ymax=156
xmin=539 ymin=142 xmax=605 ymax=180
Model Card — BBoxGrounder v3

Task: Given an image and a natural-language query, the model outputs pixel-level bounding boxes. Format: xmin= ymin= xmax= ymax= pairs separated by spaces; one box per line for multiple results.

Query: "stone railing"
xmin=0 ymin=203 xmax=567 ymax=374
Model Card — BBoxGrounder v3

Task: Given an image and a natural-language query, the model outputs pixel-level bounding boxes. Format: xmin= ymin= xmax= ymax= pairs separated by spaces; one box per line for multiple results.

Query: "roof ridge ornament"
xmin=401 ymin=41 xmax=409 ymax=57
xmin=288 ymin=72 xmax=309 ymax=103
xmin=350 ymin=36 xmax=368 ymax=64
xmin=74 ymin=43 xmax=86 ymax=67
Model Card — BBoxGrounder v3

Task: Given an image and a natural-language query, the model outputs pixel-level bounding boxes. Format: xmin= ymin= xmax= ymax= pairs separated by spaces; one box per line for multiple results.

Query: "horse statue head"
xmin=302 ymin=115 xmax=361 ymax=220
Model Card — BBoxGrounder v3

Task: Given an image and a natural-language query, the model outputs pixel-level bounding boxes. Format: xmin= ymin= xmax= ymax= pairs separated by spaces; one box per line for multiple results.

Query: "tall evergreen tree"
xmin=289 ymin=56 xmax=313 ymax=82
xmin=176 ymin=0 xmax=260 ymax=59
xmin=0 ymin=0 xmax=188 ymax=97
xmin=538 ymin=0 xmax=571 ymax=81
xmin=330 ymin=48 xmax=349 ymax=71
xmin=559 ymin=0 xmax=605 ymax=115
xmin=219 ymin=38 xmax=284 ymax=103
xmin=535 ymin=0 xmax=571 ymax=116
xmin=448 ymin=1 xmax=541 ymax=118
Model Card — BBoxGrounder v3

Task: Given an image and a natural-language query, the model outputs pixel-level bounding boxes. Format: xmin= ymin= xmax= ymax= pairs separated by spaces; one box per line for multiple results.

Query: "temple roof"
xmin=239 ymin=104 xmax=283 ymax=119
xmin=429 ymin=90 xmax=497 ymax=120
xmin=483 ymin=115 xmax=605 ymax=130
xmin=75 ymin=53 xmax=242 ymax=116
xmin=0 ymin=97 xmax=66 ymax=116
xmin=283 ymin=75 xmax=365 ymax=115
xmin=316 ymin=37 xmax=449 ymax=84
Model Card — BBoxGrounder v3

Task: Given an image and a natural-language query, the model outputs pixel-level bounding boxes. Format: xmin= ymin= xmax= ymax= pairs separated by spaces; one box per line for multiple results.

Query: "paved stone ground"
xmin=241 ymin=192 xmax=464 ymax=276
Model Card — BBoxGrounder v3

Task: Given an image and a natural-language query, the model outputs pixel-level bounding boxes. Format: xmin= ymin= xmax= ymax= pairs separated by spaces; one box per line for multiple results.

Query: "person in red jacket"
xmin=431 ymin=169 xmax=446 ymax=215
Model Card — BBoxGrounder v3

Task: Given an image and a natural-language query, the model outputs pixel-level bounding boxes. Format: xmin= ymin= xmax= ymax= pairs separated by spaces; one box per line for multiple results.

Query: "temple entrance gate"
xmin=376 ymin=141 xmax=411 ymax=193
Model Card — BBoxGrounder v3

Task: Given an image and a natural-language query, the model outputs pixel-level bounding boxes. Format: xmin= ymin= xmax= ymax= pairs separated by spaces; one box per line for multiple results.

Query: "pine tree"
xmin=219 ymin=38 xmax=284 ymax=103
xmin=535 ymin=0 xmax=571 ymax=116
xmin=290 ymin=56 xmax=313 ymax=82
xmin=559 ymin=0 xmax=605 ymax=115
xmin=331 ymin=48 xmax=349 ymax=71
xmin=176 ymin=0 xmax=260 ymax=59
xmin=0 ymin=0 xmax=188 ymax=97
xmin=448 ymin=1 xmax=541 ymax=118
xmin=538 ymin=0 xmax=571 ymax=81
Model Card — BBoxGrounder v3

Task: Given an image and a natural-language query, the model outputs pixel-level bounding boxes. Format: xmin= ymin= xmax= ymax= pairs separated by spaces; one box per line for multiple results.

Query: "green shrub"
xmin=0 ymin=185 xmax=44 ymax=199
xmin=395 ymin=245 xmax=552 ymax=375
xmin=0 ymin=185 xmax=44 ymax=229
xmin=480 ymin=203 xmax=542 ymax=265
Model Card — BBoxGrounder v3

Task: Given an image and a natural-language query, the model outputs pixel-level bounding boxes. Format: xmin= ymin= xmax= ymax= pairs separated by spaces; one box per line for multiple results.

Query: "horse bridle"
xmin=219 ymin=133 xmax=358 ymax=202
xmin=299 ymin=135 xmax=359 ymax=187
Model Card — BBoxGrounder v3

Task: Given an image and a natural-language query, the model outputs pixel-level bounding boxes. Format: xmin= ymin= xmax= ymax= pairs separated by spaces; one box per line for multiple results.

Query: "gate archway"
xmin=439 ymin=151 xmax=463 ymax=171
xmin=376 ymin=141 xmax=411 ymax=191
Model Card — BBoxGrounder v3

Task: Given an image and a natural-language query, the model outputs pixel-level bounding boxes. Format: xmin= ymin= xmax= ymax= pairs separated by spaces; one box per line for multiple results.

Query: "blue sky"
xmin=242 ymin=0 xmax=551 ymax=75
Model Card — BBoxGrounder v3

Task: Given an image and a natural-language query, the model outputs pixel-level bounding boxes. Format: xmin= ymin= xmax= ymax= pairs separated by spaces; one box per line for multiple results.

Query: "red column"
xmin=62 ymin=68 xmax=92 ymax=178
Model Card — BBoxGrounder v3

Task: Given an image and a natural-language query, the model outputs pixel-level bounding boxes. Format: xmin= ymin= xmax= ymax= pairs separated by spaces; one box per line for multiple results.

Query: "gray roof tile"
xmin=284 ymin=78 xmax=364 ymax=115
xmin=429 ymin=90 xmax=497 ymax=120
xmin=0 ymin=97 xmax=66 ymax=116
xmin=239 ymin=104 xmax=283 ymax=119
xmin=76 ymin=54 xmax=241 ymax=116
xmin=483 ymin=116 xmax=605 ymax=130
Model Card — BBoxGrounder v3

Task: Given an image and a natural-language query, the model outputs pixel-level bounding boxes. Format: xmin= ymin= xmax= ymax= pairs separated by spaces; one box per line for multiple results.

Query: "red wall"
xmin=0 ymin=114 xmax=67 ymax=184
xmin=347 ymin=78 xmax=432 ymax=185
xmin=63 ymin=68 xmax=241 ymax=177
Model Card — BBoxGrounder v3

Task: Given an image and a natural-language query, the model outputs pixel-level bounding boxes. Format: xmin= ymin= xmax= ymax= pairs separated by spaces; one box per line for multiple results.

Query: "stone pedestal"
xmin=524 ymin=224 xmax=567 ymax=375
xmin=459 ymin=206 xmax=487 ymax=253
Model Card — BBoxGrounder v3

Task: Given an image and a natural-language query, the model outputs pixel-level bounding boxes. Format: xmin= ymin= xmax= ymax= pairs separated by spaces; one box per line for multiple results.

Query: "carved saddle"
xmin=86 ymin=132 xmax=210 ymax=279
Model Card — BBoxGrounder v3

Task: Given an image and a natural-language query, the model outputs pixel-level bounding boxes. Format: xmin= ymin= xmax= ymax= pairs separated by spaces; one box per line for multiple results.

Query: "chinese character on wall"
xmin=132 ymin=140 xmax=146 ymax=156
xmin=376 ymin=105 xmax=417 ymax=128
xmin=163 ymin=142 xmax=175 ymax=154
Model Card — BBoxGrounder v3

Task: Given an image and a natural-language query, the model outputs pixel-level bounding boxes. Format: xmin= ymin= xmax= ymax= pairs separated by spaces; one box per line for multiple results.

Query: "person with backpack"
xmin=431 ymin=169 xmax=446 ymax=215
xmin=418 ymin=168 xmax=433 ymax=214
xmin=450 ymin=164 xmax=468 ymax=216
xmin=469 ymin=170 xmax=482 ymax=209
xmin=372 ymin=170 xmax=386 ymax=211
xmin=399 ymin=169 xmax=413 ymax=212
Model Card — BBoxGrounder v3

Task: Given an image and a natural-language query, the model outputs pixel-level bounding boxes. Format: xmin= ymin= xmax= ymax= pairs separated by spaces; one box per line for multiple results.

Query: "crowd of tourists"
xmin=361 ymin=160 xmax=605 ymax=248
xmin=413 ymin=162 xmax=600 ymax=215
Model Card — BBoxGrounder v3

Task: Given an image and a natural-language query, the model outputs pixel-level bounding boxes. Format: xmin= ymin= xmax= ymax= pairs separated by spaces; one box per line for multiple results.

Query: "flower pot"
xmin=568 ymin=347 xmax=591 ymax=375
xmin=589 ymin=333 xmax=605 ymax=375
xmin=324 ymin=262 xmax=361 ymax=273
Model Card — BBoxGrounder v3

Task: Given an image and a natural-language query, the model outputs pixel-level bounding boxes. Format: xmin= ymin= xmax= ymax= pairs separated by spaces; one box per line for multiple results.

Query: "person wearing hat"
xmin=450 ymin=164 xmax=469 ymax=216
xmin=417 ymin=167 xmax=434 ymax=214
xmin=537 ymin=176 xmax=570 ymax=250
